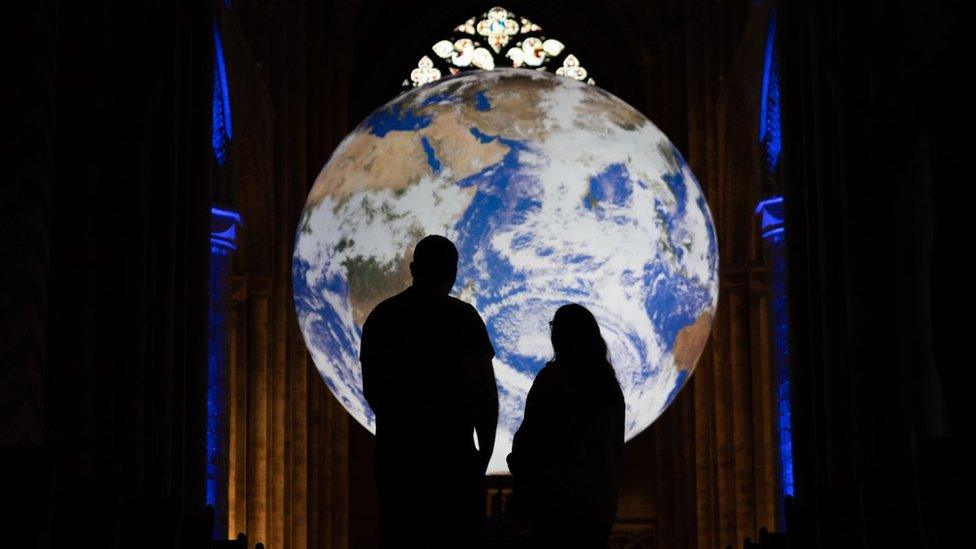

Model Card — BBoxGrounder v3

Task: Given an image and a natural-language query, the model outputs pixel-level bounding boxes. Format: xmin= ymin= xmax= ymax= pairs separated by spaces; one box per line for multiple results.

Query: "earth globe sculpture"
xmin=293 ymin=68 xmax=719 ymax=474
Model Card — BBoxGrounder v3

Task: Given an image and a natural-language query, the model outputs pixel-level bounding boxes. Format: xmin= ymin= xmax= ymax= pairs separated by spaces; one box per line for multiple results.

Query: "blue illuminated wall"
xmin=757 ymin=196 xmax=792 ymax=499
xmin=212 ymin=22 xmax=232 ymax=167
xmin=207 ymin=205 xmax=239 ymax=537
xmin=757 ymin=7 xmax=793 ymax=500
xmin=759 ymin=10 xmax=781 ymax=172
xmin=207 ymin=16 xmax=237 ymax=535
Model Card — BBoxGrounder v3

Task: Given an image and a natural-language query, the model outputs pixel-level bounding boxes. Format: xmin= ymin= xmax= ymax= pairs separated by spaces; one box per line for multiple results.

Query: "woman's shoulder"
xmin=530 ymin=361 xmax=558 ymax=385
xmin=527 ymin=362 xmax=564 ymax=394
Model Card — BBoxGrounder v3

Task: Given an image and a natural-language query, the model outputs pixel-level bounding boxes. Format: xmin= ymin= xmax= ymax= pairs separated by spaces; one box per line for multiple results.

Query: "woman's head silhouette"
xmin=550 ymin=303 xmax=613 ymax=370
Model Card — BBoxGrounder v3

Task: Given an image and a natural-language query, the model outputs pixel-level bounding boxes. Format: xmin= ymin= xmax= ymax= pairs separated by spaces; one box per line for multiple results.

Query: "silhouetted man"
xmin=360 ymin=235 xmax=498 ymax=547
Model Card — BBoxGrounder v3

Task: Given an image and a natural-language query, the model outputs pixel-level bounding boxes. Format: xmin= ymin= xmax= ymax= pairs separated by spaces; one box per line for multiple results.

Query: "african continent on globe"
xmin=293 ymin=68 xmax=719 ymax=474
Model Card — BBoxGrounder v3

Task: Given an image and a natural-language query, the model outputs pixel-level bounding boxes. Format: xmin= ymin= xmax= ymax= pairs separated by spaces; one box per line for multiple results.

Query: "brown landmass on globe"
xmin=672 ymin=311 xmax=713 ymax=373
xmin=306 ymin=108 xmax=506 ymax=211
xmin=304 ymin=72 xmax=573 ymax=212
xmin=449 ymin=73 xmax=558 ymax=140
xmin=417 ymin=116 xmax=509 ymax=179
xmin=575 ymin=85 xmax=648 ymax=132
xmin=305 ymin=131 xmax=429 ymax=209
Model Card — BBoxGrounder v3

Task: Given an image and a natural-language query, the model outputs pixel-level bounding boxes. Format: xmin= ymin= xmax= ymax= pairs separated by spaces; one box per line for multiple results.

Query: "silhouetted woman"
xmin=507 ymin=303 xmax=625 ymax=548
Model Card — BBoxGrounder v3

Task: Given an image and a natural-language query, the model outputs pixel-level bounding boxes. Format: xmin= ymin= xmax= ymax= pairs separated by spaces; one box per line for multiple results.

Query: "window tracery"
xmin=405 ymin=6 xmax=595 ymax=88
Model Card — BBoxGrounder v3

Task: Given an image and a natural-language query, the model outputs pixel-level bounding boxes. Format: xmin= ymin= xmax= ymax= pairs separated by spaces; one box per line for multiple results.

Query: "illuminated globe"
xmin=293 ymin=69 xmax=718 ymax=474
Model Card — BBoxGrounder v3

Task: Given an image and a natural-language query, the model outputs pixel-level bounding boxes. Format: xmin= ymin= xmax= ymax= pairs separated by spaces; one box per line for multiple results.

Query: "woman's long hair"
xmin=550 ymin=304 xmax=620 ymax=392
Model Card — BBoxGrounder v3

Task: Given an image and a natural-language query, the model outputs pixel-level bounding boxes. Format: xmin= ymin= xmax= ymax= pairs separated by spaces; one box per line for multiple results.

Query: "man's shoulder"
xmin=363 ymin=289 xmax=410 ymax=326
xmin=446 ymin=297 xmax=491 ymax=332
xmin=445 ymin=295 xmax=480 ymax=315
xmin=364 ymin=289 xmax=484 ymax=327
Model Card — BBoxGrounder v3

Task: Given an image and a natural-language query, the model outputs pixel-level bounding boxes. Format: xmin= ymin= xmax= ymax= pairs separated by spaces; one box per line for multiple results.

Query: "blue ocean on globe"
xmin=293 ymin=69 xmax=719 ymax=474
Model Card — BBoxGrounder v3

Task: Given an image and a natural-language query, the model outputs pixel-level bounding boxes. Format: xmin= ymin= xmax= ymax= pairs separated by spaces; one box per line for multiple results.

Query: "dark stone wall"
xmin=780 ymin=0 xmax=973 ymax=546
xmin=3 ymin=1 xmax=213 ymax=547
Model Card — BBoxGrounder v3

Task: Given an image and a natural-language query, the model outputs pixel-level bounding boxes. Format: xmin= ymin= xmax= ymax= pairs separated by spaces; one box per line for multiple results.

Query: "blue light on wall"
xmin=208 ymin=16 xmax=237 ymax=516
xmin=759 ymin=9 xmax=782 ymax=172
xmin=207 ymin=206 xmax=240 ymax=511
xmin=212 ymin=22 xmax=232 ymax=167
xmin=773 ymin=243 xmax=794 ymax=498
xmin=210 ymin=206 xmax=242 ymax=255
xmin=759 ymin=6 xmax=793 ymax=500
xmin=755 ymin=196 xmax=784 ymax=239
xmin=757 ymin=195 xmax=793 ymax=498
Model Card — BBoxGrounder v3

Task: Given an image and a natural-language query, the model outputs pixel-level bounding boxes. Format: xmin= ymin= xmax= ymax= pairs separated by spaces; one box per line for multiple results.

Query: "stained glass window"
xmin=404 ymin=6 xmax=595 ymax=88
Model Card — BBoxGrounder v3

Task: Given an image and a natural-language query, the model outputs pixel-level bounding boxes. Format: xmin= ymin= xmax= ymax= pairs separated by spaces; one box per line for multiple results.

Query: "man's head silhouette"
xmin=409 ymin=235 xmax=458 ymax=295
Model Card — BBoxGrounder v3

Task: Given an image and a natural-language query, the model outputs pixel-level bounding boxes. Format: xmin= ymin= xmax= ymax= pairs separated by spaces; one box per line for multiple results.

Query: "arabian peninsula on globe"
xmin=292 ymin=68 xmax=719 ymax=474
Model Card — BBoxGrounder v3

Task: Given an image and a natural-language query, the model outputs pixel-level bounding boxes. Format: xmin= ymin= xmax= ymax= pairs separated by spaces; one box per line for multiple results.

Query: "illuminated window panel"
xmin=404 ymin=6 xmax=595 ymax=88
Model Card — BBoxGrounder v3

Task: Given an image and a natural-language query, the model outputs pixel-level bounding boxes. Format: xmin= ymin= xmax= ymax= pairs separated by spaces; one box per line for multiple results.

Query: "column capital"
xmin=211 ymin=205 xmax=242 ymax=255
